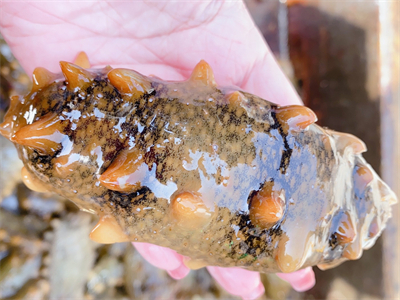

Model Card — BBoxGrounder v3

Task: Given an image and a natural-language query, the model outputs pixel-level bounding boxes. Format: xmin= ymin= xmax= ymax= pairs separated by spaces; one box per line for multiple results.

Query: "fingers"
xmin=276 ymin=267 xmax=316 ymax=292
xmin=1 ymin=0 xmax=302 ymax=109
xmin=133 ymin=241 xmax=314 ymax=295
xmin=207 ymin=266 xmax=315 ymax=297
xmin=220 ymin=4 xmax=302 ymax=106
xmin=207 ymin=266 xmax=265 ymax=300
xmin=133 ymin=243 xmax=266 ymax=299
xmin=132 ymin=242 xmax=190 ymax=280
xmin=239 ymin=49 xmax=303 ymax=106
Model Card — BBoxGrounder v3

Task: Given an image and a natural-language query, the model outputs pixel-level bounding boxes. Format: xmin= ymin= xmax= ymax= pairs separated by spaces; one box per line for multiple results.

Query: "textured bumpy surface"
xmin=0 ymin=53 xmax=397 ymax=273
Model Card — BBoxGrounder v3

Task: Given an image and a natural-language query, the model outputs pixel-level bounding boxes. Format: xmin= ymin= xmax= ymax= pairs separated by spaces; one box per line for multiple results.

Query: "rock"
xmin=0 ymin=136 xmax=23 ymax=201
xmin=48 ymin=212 xmax=96 ymax=300
xmin=0 ymin=252 xmax=42 ymax=298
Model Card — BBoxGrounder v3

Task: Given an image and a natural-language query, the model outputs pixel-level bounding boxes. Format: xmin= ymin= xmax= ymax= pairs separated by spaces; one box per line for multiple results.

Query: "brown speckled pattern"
xmin=0 ymin=62 xmax=396 ymax=273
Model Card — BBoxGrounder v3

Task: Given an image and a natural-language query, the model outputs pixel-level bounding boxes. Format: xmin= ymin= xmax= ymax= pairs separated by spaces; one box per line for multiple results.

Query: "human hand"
xmin=135 ymin=242 xmax=315 ymax=299
xmin=0 ymin=1 xmax=315 ymax=298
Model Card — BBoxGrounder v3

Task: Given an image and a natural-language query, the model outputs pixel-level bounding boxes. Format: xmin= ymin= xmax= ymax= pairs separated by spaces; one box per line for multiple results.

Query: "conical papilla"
xmin=59 ymin=61 xmax=93 ymax=91
xmin=11 ymin=113 xmax=68 ymax=155
xmin=107 ymin=69 xmax=153 ymax=98
xmin=189 ymin=60 xmax=217 ymax=87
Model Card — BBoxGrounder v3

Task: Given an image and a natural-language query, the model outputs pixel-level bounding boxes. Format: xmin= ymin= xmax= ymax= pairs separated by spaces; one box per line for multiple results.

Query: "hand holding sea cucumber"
xmin=2 ymin=2 xmax=393 ymax=299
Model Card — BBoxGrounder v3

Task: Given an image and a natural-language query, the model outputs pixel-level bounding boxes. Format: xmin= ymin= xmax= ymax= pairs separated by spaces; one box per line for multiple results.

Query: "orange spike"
xmin=11 ymin=113 xmax=67 ymax=155
xmin=31 ymin=67 xmax=58 ymax=92
xmin=21 ymin=166 xmax=49 ymax=193
xmin=59 ymin=61 xmax=93 ymax=90
xmin=249 ymin=182 xmax=285 ymax=229
xmin=99 ymin=148 xmax=146 ymax=192
xmin=275 ymin=105 xmax=317 ymax=132
xmin=170 ymin=191 xmax=212 ymax=228
xmin=0 ymin=95 xmax=25 ymax=140
xmin=343 ymin=241 xmax=362 ymax=260
xmin=367 ymin=216 xmax=380 ymax=238
xmin=335 ymin=212 xmax=356 ymax=244
xmin=189 ymin=60 xmax=217 ymax=87
xmin=334 ymin=132 xmax=367 ymax=154
xmin=378 ymin=180 xmax=398 ymax=204
xmin=103 ymin=65 xmax=113 ymax=73
xmin=73 ymin=51 xmax=91 ymax=69
xmin=226 ymin=91 xmax=246 ymax=105
xmin=107 ymin=69 xmax=152 ymax=97
xmin=275 ymin=253 xmax=300 ymax=273
xmin=275 ymin=235 xmax=301 ymax=273
xmin=89 ymin=215 xmax=130 ymax=244
xmin=354 ymin=165 xmax=374 ymax=192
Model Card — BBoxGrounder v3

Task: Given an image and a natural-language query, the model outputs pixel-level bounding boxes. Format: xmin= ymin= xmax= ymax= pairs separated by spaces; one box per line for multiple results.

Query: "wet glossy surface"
xmin=0 ymin=58 xmax=396 ymax=273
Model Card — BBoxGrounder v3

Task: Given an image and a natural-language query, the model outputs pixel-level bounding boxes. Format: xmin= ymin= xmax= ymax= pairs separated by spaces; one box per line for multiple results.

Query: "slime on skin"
xmin=0 ymin=52 xmax=397 ymax=274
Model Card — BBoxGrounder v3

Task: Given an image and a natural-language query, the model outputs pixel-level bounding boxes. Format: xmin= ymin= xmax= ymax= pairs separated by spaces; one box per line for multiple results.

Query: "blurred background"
xmin=0 ymin=0 xmax=398 ymax=299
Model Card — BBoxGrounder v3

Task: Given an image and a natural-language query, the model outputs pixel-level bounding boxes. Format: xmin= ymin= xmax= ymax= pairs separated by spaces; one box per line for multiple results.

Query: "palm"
xmin=1 ymin=1 xmax=313 ymax=298
xmin=1 ymin=1 xmax=300 ymax=106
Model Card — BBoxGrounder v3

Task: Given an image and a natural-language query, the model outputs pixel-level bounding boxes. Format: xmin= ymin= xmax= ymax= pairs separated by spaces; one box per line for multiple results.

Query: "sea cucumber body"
xmin=1 ymin=60 xmax=396 ymax=273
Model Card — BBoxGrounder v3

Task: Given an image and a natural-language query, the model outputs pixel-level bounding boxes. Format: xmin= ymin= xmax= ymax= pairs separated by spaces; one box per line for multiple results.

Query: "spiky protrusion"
xmin=170 ymin=191 xmax=212 ymax=229
xmin=333 ymin=131 xmax=367 ymax=154
xmin=189 ymin=60 xmax=217 ymax=87
xmin=225 ymin=91 xmax=245 ymax=105
xmin=378 ymin=180 xmax=398 ymax=204
xmin=335 ymin=211 xmax=356 ymax=244
xmin=11 ymin=113 xmax=67 ymax=155
xmin=0 ymin=95 xmax=24 ymax=140
xmin=329 ymin=211 xmax=360 ymax=260
xmin=107 ymin=69 xmax=153 ymax=98
xmin=354 ymin=165 xmax=374 ymax=193
xmin=275 ymin=105 xmax=318 ymax=133
xmin=60 ymin=61 xmax=93 ymax=91
xmin=367 ymin=216 xmax=380 ymax=239
xmin=73 ymin=51 xmax=91 ymax=69
xmin=342 ymin=241 xmax=362 ymax=260
xmin=31 ymin=67 xmax=58 ymax=92
xmin=225 ymin=91 xmax=247 ymax=118
xmin=99 ymin=148 xmax=146 ymax=192
xmin=21 ymin=166 xmax=49 ymax=193
xmin=275 ymin=235 xmax=302 ymax=273
xmin=249 ymin=182 xmax=285 ymax=229
xmin=89 ymin=215 xmax=130 ymax=244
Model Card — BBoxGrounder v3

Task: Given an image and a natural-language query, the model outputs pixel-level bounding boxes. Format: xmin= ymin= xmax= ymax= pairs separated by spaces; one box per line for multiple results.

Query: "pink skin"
xmin=0 ymin=1 xmax=315 ymax=298
xmin=135 ymin=242 xmax=315 ymax=299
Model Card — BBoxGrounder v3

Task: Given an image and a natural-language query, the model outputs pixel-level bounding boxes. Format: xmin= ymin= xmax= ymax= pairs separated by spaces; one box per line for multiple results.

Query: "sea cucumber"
xmin=0 ymin=52 xmax=397 ymax=273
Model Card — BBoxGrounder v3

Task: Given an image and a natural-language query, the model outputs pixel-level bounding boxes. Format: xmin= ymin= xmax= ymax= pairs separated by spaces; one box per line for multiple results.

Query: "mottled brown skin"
xmin=0 ymin=60 xmax=397 ymax=274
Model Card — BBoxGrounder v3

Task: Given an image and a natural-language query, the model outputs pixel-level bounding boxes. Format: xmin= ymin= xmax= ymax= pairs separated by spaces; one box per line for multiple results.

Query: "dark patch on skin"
xmin=110 ymin=186 xmax=155 ymax=212
xmin=226 ymin=211 xmax=282 ymax=263
xmin=270 ymin=111 xmax=293 ymax=174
